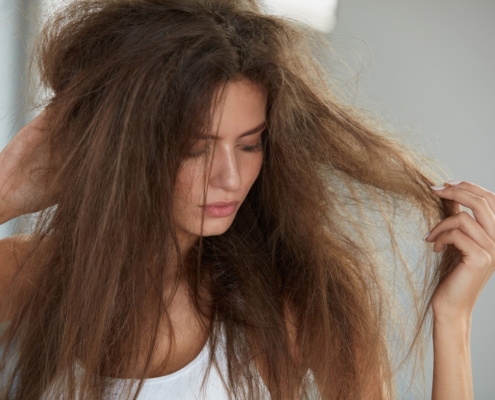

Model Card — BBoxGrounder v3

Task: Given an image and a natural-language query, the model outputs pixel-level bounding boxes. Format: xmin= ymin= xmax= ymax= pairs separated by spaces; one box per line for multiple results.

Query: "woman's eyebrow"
xmin=197 ymin=121 xmax=266 ymax=140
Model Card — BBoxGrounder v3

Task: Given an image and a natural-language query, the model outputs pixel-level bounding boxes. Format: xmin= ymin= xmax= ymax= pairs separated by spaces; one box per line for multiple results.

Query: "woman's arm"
xmin=432 ymin=315 xmax=473 ymax=399
xmin=426 ymin=181 xmax=495 ymax=399
xmin=0 ymin=109 xmax=60 ymax=224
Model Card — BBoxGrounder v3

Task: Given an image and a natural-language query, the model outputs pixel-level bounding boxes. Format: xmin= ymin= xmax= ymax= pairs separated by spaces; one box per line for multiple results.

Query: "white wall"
xmin=329 ymin=1 xmax=495 ymax=398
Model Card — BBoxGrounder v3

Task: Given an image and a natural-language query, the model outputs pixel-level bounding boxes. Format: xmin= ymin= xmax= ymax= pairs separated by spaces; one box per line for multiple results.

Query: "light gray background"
xmin=329 ymin=1 xmax=495 ymax=398
xmin=1 ymin=0 xmax=494 ymax=398
xmin=0 ymin=0 xmax=35 ymax=238
xmin=0 ymin=0 xmax=22 ymax=238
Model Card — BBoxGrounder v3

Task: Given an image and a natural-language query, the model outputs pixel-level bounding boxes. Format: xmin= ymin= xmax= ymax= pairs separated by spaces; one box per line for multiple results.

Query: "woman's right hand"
xmin=0 ymin=110 xmax=61 ymax=224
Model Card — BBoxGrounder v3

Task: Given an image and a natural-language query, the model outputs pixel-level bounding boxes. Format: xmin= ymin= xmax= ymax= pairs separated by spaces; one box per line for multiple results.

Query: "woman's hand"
xmin=426 ymin=181 xmax=495 ymax=322
xmin=0 ymin=109 xmax=61 ymax=223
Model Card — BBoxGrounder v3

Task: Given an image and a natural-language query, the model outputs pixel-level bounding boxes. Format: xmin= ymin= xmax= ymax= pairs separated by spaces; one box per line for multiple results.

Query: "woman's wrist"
xmin=431 ymin=296 xmax=473 ymax=328
xmin=433 ymin=312 xmax=471 ymax=341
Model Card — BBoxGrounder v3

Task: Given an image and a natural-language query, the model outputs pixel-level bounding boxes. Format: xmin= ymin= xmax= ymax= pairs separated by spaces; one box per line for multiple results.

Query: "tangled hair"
xmin=0 ymin=0 xmax=461 ymax=399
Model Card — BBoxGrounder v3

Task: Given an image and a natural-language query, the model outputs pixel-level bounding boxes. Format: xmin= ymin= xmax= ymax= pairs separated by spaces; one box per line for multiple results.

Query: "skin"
xmin=172 ymin=78 xmax=266 ymax=259
xmin=141 ymin=78 xmax=267 ymax=376
xmin=427 ymin=181 xmax=495 ymax=400
xmin=0 ymin=79 xmax=268 ymax=378
xmin=1 ymin=83 xmax=495 ymax=394
xmin=0 ymin=109 xmax=60 ymax=222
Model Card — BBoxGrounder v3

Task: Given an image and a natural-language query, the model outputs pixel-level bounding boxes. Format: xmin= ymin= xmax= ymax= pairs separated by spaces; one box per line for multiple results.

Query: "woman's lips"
xmin=203 ymin=201 xmax=239 ymax=207
xmin=200 ymin=202 xmax=238 ymax=217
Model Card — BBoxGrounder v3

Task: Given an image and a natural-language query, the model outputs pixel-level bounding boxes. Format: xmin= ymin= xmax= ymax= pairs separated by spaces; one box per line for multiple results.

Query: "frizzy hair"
xmin=0 ymin=0 xmax=460 ymax=399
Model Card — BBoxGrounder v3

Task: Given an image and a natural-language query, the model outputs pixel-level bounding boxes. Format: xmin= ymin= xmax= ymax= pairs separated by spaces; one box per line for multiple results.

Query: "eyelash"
xmin=187 ymin=142 xmax=264 ymax=159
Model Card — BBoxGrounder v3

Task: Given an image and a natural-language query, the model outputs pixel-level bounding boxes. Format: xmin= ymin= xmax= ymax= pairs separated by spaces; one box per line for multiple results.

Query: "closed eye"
xmin=186 ymin=142 xmax=263 ymax=159
xmin=186 ymin=130 xmax=265 ymax=159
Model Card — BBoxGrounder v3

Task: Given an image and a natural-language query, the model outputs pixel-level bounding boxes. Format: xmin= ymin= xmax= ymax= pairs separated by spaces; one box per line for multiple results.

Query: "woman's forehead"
xmin=204 ymin=82 xmax=267 ymax=136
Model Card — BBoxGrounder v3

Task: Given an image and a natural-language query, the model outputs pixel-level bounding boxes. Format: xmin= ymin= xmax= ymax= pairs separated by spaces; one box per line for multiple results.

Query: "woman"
xmin=0 ymin=0 xmax=493 ymax=399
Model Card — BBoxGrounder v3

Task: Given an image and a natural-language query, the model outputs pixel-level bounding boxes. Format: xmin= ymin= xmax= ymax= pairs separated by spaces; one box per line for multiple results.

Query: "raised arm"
xmin=0 ymin=110 xmax=60 ymax=322
xmin=426 ymin=181 xmax=495 ymax=399
xmin=0 ymin=109 xmax=60 ymax=225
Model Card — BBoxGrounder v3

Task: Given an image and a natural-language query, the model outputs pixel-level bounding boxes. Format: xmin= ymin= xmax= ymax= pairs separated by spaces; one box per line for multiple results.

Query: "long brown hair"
xmin=0 ymin=0 xmax=460 ymax=399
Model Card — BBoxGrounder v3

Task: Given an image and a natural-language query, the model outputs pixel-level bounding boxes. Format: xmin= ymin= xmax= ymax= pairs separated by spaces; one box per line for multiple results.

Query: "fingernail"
xmin=445 ymin=180 xmax=462 ymax=185
xmin=423 ymin=231 xmax=430 ymax=240
xmin=430 ymin=185 xmax=446 ymax=191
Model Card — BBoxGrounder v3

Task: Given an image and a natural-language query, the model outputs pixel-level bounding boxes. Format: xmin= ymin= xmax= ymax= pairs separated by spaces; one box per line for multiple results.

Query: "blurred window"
xmin=262 ymin=0 xmax=338 ymax=33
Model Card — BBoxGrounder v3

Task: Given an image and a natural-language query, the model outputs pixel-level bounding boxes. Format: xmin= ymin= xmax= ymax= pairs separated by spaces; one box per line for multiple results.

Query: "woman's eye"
xmin=187 ymin=150 xmax=206 ymax=158
xmin=242 ymin=142 xmax=264 ymax=152
xmin=186 ymin=141 xmax=264 ymax=159
xmin=187 ymin=141 xmax=211 ymax=158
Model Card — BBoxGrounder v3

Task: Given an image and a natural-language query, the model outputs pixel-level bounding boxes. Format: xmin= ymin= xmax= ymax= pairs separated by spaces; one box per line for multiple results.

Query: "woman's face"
xmin=173 ymin=79 xmax=267 ymax=243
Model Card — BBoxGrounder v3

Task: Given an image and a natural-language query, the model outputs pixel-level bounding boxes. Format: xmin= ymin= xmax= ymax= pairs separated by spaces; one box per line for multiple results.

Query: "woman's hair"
xmin=0 ymin=0 xmax=461 ymax=399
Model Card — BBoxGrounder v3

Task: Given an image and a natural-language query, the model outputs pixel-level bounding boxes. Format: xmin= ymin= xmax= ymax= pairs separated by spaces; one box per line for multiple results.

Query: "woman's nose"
xmin=208 ymin=146 xmax=242 ymax=191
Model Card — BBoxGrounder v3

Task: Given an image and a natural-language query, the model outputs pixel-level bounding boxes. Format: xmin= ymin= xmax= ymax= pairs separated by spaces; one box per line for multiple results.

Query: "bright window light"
xmin=262 ymin=0 xmax=338 ymax=34
xmin=42 ymin=0 xmax=338 ymax=34
xmin=40 ymin=0 xmax=73 ymax=23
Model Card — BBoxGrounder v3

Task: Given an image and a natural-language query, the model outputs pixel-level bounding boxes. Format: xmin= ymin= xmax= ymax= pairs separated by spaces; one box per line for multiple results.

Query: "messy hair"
xmin=0 ymin=0 xmax=459 ymax=399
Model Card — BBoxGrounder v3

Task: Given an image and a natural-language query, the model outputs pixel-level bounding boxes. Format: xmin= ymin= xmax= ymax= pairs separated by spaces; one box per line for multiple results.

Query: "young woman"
xmin=0 ymin=0 xmax=493 ymax=399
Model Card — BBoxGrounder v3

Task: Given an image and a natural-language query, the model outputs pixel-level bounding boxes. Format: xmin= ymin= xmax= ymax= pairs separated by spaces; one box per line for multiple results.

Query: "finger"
xmin=444 ymin=181 xmax=495 ymax=213
xmin=452 ymin=200 xmax=462 ymax=214
xmin=426 ymin=211 xmax=495 ymax=256
xmin=433 ymin=229 xmax=493 ymax=271
xmin=430 ymin=185 xmax=495 ymax=239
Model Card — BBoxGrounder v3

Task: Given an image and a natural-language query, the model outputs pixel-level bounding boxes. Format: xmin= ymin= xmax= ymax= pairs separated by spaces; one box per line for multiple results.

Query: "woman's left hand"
xmin=426 ymin=181 xmax=495 ymax=322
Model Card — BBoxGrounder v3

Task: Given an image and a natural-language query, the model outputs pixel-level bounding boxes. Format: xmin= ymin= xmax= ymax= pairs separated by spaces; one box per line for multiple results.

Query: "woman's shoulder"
xmin=0 ymin=233 xmax=33 ymax=283
xmin=0 ymin=234 xmax=36 ymax=323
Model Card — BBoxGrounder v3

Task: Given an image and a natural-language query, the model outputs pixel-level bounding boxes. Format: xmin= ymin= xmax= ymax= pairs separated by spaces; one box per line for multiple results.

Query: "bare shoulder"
xmin=0 ymin=234 xmax=33 ymax=278
xmin=0 ymin=234 xmax=36 ymax=323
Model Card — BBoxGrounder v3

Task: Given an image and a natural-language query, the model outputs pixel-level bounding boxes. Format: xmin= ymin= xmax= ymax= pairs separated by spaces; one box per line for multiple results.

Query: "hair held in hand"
xmin=0 ymin=0 xmax=461 ymax=399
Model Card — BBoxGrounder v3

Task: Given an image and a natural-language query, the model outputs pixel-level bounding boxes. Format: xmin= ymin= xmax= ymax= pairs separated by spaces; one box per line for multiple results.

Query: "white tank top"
xmin=100 ymin=323 xmax=271 ymax=399
xmin=1 ymin=322 xmax=316 ymax=399
xmin=0 ymin=322 xmax=271 ymax=399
